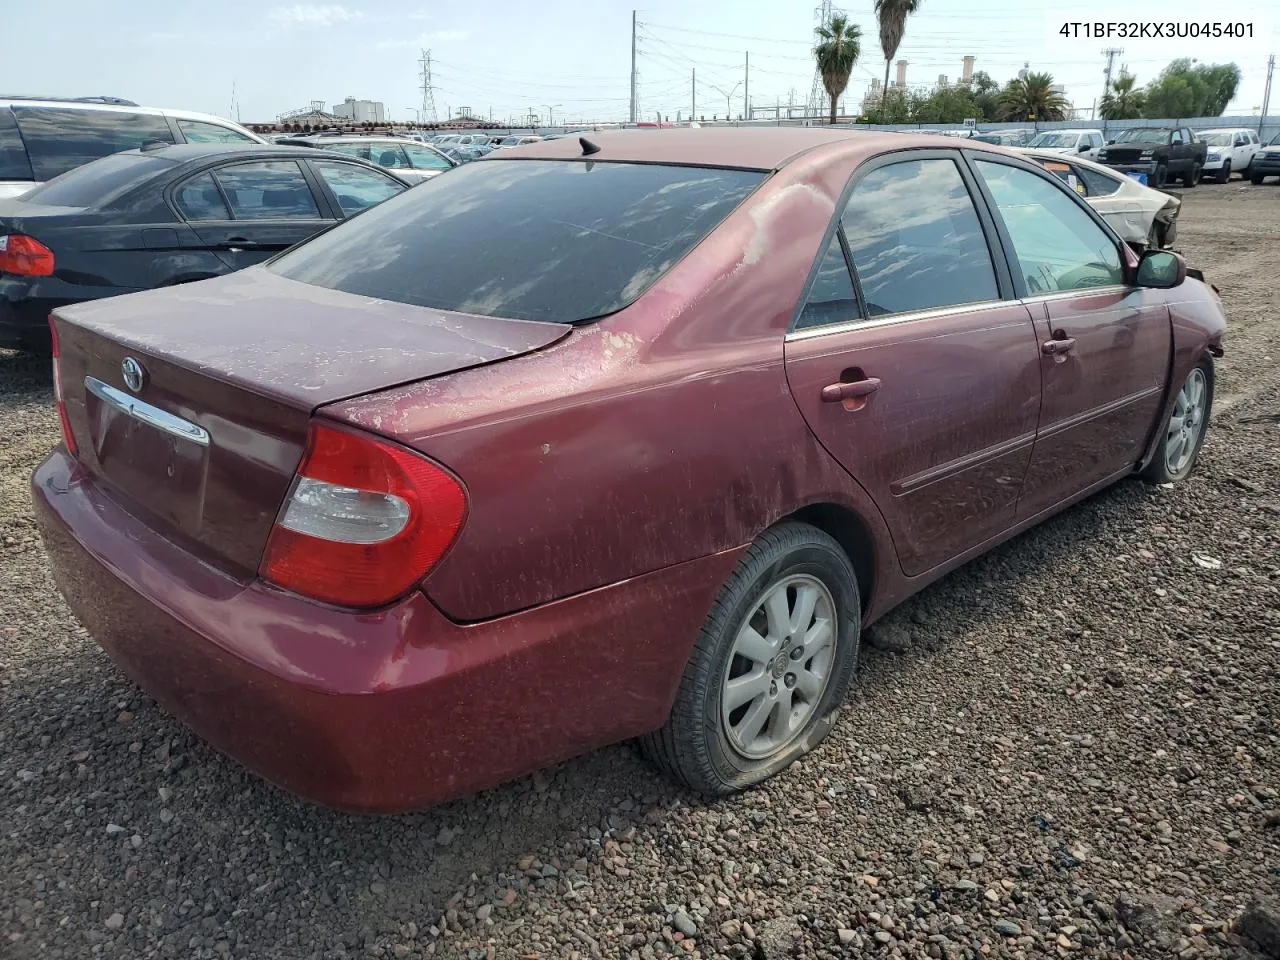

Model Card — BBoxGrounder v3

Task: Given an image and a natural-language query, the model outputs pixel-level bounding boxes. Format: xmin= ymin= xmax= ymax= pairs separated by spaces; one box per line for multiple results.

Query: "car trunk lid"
xmin=52 ymin=268 xmax=570 ymax=579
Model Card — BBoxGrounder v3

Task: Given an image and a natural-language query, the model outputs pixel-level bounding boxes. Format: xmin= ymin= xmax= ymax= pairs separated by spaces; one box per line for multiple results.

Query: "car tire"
xmin=1183 ymin=163 xmax=1201 ymax=188
xmin=1141 ymin=359 xmax=1213 ymax=485
xmin=641 ymin=521 xmax=861 ymax=796
xmin=1251 ymin=172 xmax=1265 ymax=185
xmin=1153 ymin=164 xmax=1168 ymax=188
xmin=1216 ymin=161 xmax=1231 ymax=183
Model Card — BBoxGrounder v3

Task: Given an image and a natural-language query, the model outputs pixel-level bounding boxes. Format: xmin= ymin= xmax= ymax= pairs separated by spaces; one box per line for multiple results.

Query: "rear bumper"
xmin=33 ymin=448 xmax=741 ymax=812
xmin=1 ymin=276 xmax=132 ymax=351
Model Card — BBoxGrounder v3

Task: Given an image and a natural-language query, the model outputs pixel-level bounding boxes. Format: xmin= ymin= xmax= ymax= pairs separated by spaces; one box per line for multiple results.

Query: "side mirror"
xmin=1078 ymin=143 xmax=1089 ymax=152
xmin=1106 ymin=138 xmax=1115 ymax=145
xmin=1135 ymin=250 xmax=1186 ymax=289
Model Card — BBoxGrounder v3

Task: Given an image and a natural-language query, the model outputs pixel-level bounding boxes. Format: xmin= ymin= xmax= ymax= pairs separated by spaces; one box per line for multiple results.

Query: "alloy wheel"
xmin=720 ymin=574 xmax=838 ymax=760
xmin=1165 ymin=367 xmax=1208 ymax=476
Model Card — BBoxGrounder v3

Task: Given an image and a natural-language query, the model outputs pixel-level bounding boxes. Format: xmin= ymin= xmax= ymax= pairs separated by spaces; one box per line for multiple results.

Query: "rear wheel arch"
xmin=785 ymin=502 xmax=876 ymax=613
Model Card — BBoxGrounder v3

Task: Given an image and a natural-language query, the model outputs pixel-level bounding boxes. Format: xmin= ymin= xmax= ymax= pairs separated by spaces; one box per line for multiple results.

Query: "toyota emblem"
xmin=121 ymin=356 xmax=147 ymax=393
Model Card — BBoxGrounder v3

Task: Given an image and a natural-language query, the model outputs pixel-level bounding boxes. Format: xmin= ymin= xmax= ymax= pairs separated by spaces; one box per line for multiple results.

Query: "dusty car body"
xmin=1018 ymin=147 xmax=1180 ymax=250
xmin=33 ymin=129 xmax=1226 ymax=812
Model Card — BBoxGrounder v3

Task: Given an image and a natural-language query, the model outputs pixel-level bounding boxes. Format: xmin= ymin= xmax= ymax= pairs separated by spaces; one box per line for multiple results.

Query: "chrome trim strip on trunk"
xmin=84 ymin=377 xmax=211 ymax=447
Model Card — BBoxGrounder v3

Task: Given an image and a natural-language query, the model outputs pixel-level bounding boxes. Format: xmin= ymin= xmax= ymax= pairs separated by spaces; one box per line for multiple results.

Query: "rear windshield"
xmin=269 ymin=159 xmax=764 ymax=323
xmin=12 ymin=106 xmax=176 ymax=181
xmin=23 ymin=152 xmax=172 ymax=207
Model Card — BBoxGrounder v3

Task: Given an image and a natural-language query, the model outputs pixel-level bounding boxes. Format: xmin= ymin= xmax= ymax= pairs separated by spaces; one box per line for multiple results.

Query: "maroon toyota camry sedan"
xmin=33 ymin=129 xmax=1225 ymax=812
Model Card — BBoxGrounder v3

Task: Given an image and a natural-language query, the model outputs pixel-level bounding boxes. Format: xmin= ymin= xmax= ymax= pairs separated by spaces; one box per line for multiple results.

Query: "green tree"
xmin=912 ymin=85 xmax=982 ymax=124
xmin=999 ymin=71 xmax=1069 ymax=121
xmin=1099 ymin=72 xmax=1145 ymax=120
xmin=814 ymin=14 xmax=863 ymax=124
xmin=873 ymin=0 xmax=923 ymax=122
xmin=1142 ymin=59 xmax=1241 ymax=117
xmin=965 ymin=70 xmax=1001 ymax=121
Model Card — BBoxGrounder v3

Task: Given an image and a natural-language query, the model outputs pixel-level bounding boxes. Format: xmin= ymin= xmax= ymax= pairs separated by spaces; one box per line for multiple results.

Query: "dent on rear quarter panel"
xmin=326 ymin=144 xmax=900 ymax=623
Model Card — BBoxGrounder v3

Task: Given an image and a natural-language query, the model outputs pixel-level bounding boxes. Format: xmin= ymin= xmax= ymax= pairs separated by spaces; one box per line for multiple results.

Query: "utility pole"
xmin=744 ymin=52 xmax=749 ymax=122
xmin=1101 ymin=47 xmax=1123 ymax=100
xmin=691 ymin=68 xmax=696 ymax=121
xmin=630 ymin=10 xmax=638 ymax=124
xmin=1261 ymin=54 xmax=1275 ymax=136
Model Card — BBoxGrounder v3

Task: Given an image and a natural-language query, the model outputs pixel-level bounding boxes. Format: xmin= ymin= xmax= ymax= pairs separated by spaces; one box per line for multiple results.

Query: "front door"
xmin=175 ymin=159 xmax=333 ymax=270
xmin=968 ymin=157 xmax=1171 ymax=518
xmin=784 ymin=155 xmax=1043 ymax=577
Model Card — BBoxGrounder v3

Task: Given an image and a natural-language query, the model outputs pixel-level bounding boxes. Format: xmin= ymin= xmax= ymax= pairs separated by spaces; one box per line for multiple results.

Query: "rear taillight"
xmin=48 ymin=315 xmax=77 ymax=456
xmin=0 ymin=234 xmax=55 ymax=276
xmin=259 ymin=421 xmax=467 ymax=608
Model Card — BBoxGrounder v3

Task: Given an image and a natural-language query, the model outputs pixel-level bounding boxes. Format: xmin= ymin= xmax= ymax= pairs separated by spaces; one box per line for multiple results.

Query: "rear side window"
xmin=841 ymin=158 xmax=998 ymax=317
xmin=797 ymin=234 xmax=859 ymax=330
xmin=0 ymin=109 xmax=34 ymax=181
xmin=23 ymin=152 xmax=173 ymax=208
xmin=177 ymin=119 xmax=256 ymax=144
xmin=270 ymin=160 xmax=763 ymax=323
xmin=212 ymin=161 xmax=322 ymax=220
xmin=13 ymin=107 xmax=175 ymax=180
xmin=175 ymin=172 xmax=231 ymax=221
xmin=325 ymin=142 xmax=373 ymax=161
xmin=1077 ymin=166 xmax=1120 ymax=196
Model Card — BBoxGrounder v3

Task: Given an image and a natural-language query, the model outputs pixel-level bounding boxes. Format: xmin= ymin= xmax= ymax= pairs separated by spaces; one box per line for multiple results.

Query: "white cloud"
xmin=366 ymin=28 xmax=471 ymax=49
xmin=269 ymin=4 xmax=362 ymax=28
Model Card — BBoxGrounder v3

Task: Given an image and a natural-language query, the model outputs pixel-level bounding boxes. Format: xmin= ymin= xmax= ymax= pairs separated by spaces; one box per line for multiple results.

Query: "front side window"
xmin=403 ymin=144 xmax=452 ymax=171
xmin=311 ymin=160 xmax=405 ymax=216
xmin=178 ymin=119 xmax=256 ymax=144
xmin=974 ymin=160 xmax=1123 ymax=295
xmin=367 ymin=143 xmax=411 ymax=169
xmin=174 ymin=172 xmax=231 ymax=221
xmin=13 ymin=107 xmax=176 ymax=180
xmin=840 ymin=157 xmax=998 ymax=317
xmin=796 ymin=234 xmax=859 ymax=330
xmin=270 ymin=159 xmax=763 ymax=324
xmin=1170 ymin=129 xmax=1185 ymax=144
xmin=212 ymin=160 xmax=321 ymax=220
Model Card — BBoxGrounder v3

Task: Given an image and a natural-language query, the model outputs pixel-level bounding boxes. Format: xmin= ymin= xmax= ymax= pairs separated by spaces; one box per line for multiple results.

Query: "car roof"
xmin=0 ymin=97 xmax=260 ymax=131
xmin=119 ymin=143 xmax=402 ymax=167
xmin=1199 ymin=127 xmax=1247 ymax=133
xmin=493 ymin=127 xmax=969 ymax=171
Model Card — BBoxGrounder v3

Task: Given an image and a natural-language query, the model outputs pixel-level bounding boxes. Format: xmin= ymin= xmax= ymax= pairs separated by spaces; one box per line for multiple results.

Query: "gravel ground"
xmin=3 ymin=183 xmax=1279 ymax=960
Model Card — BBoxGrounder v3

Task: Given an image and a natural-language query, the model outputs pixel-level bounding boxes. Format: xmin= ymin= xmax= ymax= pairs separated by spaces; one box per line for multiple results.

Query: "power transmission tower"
xmin=806 ymin=0 xmax=834 ymax=118
xmin=1101 ymin=47 xmax=1123 ymax=99
xmin=419 ymin=49 xmax=438 ymax=123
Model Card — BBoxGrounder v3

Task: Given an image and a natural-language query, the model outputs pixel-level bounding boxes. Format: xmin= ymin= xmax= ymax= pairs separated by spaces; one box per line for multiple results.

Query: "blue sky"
xmin=6 ymin=0 xmax=1276 ymax=125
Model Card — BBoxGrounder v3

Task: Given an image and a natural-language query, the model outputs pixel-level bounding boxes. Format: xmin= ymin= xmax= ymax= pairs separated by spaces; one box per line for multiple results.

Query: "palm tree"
xmin=814 ymin=15 xmax=862 ymax=124
xmin=873 ymin=0 xmax=922 ymax=122
xmin=999 ymin=71 xmax=1069 ymax=121
xmin=1099 ymin=72 xmax=1145 ymax=120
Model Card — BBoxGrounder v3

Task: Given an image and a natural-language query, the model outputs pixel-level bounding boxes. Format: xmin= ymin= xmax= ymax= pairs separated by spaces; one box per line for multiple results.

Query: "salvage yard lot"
xmin=2 ymin=182 xmax=1278 ymax=960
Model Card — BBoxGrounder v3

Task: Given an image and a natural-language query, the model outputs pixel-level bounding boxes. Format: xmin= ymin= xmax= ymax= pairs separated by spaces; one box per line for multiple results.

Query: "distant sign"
xmin=964 ymin=117 xmax=977 ymax=128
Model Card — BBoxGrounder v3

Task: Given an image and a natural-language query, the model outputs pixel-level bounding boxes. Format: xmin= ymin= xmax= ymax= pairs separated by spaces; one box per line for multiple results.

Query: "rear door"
xmin=968 ymin=155 xmax=1170 ymax=517
xmin=179 ymin=159 xmax=333 ymax=269
xmin=783 ymin=152 xmax=1042 ymax=576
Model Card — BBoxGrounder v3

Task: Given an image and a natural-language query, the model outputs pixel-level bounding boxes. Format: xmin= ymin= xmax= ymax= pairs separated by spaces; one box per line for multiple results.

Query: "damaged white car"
xmin=1017 ymin=147 xmax=1180 ymax=251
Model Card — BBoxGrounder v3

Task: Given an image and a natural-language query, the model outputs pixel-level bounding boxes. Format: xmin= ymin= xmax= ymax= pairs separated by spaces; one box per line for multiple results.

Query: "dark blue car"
xmin=0 ymin=143 xmax=410 ymax=351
